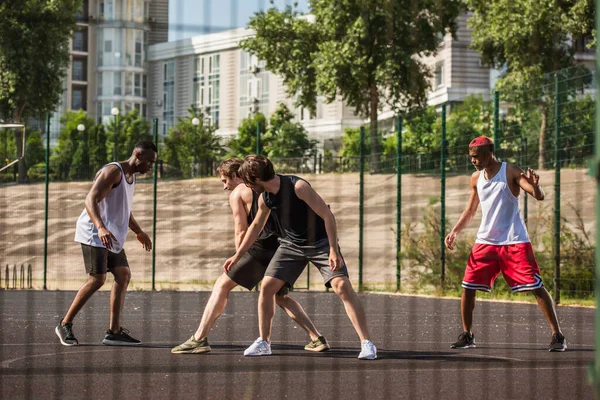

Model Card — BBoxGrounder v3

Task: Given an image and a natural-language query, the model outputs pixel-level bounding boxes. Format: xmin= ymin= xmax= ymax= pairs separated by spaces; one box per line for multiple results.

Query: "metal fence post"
xmin=43 ymin=114 xmax=50 ymax=290
xmin=358 ymin=126 xmax=365 ymax=292
xmin=396 ymin=116 xmax=402 ymax=292
xmin=152 ymin=119 xmax=158 ymax=291
xmin=553 ymin=73 xmax=561 ymax=305
xmin=440 ymin=104 xmax=447 ymax=286
xmin=494 ymin=91 xmax=500 ymax=157
xmin=593 ymin=0 xmax=600 ymax=391
xmin=523 ymin=136 xmax=528 ymax=227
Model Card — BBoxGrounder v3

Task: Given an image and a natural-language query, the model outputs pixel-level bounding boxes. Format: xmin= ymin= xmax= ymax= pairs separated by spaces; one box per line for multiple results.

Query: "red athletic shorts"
xmin=462 ymin=242 xmax=543 ymax=293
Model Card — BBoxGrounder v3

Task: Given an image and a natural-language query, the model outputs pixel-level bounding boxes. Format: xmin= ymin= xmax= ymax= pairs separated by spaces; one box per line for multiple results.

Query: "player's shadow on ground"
xmin=77 ymin=343 xmax=175 ymax=349
xmin=491 ymin=346 xmax=593 ymax=352
xmin=262 ymin=344 xmax=513 ymax=363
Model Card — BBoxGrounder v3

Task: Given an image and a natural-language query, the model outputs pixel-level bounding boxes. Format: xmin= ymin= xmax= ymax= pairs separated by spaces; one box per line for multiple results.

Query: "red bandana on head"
xmin=469 ymin=136 xmax=494 ymax=147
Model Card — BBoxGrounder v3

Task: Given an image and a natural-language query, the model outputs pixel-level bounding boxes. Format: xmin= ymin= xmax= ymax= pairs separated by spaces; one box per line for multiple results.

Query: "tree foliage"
xmin=0 ymin=0 xmax=82 ymax=181
xmin=465 ymin=0 xmax=595 ymax=167
xmin=242 ymin=0 xmax=462 ymax=171
xmin=162 ymin=107 xmax=223 ymax=178
xmin=105 ymin=108 xmax=152 ymax=161
xmin=262 ymin=103 xmax=317 ymax=158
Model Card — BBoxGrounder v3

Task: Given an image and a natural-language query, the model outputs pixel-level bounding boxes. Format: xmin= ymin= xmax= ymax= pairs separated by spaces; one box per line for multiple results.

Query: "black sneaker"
xmin=549 ymin=332 xmax=567 ymax=352
xmin=102 ymin=327 xmax=141 ymax=346
xmin=451 ymin=332 xmax=476 ymax=349
xmin=55 ymin=320 xmax=78 ymax=346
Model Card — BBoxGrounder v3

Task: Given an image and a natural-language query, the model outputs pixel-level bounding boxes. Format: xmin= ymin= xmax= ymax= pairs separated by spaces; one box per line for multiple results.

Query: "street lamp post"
xmin=191 ymin=117 xmax=200 ymax=177
xmin=111 ymin=107 xmax=120 ymax=161
xmin=77 ymin=124 xmax=85 ymax=178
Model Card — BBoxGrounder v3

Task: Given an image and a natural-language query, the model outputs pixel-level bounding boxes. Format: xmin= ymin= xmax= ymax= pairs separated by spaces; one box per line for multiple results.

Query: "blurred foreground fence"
xmin=0 ymin=67 xmax=595 ymax=303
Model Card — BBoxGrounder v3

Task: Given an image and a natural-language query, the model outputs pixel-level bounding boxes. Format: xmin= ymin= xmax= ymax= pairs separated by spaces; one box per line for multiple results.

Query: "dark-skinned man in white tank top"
xmin=445 ymin=136 xmax=566 ymax=351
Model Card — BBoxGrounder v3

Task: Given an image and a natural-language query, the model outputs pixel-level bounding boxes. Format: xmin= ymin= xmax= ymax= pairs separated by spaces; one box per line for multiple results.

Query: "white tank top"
xmin=74 ymin=163 xmax=135 ymax=253
xmin=475 ymin=162 xmax=529 ymax=245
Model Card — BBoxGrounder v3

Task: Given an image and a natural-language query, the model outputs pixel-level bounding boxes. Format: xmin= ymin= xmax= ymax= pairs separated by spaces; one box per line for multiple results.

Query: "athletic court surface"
xmin=0 ymin=290 xmax=593 ymax=399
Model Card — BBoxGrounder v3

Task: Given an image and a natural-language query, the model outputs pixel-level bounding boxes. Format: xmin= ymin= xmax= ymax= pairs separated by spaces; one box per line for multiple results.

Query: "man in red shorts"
xmin=445 ymin=136 xmax=566 ymax=351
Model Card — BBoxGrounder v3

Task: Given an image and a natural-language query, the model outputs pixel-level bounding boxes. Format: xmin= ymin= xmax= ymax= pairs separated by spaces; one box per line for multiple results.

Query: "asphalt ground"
xmin=0 ymin=290 xmax=594 ymax=399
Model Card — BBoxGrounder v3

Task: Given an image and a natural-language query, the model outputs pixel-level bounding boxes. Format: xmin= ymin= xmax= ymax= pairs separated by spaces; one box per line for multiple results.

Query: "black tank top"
xmin=262 ymin=175 xmax=328 ymax=246
xmin=248 ymin=190 xmax=279 ymax=251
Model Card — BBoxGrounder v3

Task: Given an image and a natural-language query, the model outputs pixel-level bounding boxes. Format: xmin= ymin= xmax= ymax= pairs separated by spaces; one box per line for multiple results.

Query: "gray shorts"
xmin=81 ymin=244 xmax=129 ymax=275
xmin=227 ymin=247 xmax=289 ymax=295
xmin=265 ymin=239 xmax=349 ymax=288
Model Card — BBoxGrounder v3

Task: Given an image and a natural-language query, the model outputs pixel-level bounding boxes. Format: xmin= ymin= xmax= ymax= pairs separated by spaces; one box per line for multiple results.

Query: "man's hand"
xmin=98 ymin=227 xmax=117 ymax=251
xmin=136 ymin=231 xmax=152 ymax=251
xmin=521 ymin=167 xmax=540 ymax=187
xmin=329 ymin=247 xmax=344 ymax=271
xmin=223 ymin=254 xmax=240 ymax=273
xmin=445 ymin=231 xmax=458 ymax=250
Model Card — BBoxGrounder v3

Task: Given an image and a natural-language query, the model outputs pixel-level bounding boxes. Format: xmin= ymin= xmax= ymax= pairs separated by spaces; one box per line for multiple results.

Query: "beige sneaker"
xmin=304 ymin=336 xmax=330 ymax=352
xmin=171 ymin=336 xmax=211 ymax=354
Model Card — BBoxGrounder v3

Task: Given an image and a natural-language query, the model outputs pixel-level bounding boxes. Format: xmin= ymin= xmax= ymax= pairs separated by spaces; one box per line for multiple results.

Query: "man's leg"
xmin=109 ymin=266 xmax=131 ymax=332
xmin=461 ymin=288 xmax=477 ymax=333
xmin=194 ymin=273 xmax=238 ymax=340
xmin=532 ymin=287 xmax=561 ymax=334
xmin=259 ymin=276 xmax=286 ymax=342
xmin=63 ymin=274 xmax=107 ymax=324
xmin=329 ymin=276 xmax=370 ymax=341
xmin=275 ymin=294 xmax=322 ymax=340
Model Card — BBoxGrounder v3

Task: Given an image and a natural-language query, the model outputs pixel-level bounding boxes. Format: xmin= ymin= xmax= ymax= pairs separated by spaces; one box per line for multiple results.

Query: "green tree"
xmin=227 ymin=112 xmax=267 ymax=158
xmin=465 ymin=0 xmax=595 ymax=168
xmin=106 ymin=108 xmax=151 ymax=161
xmin=24 ymin=130 xmax=45 ymax=170
xmin=242 ymin=1 xmax=461 ymax=172
xmin=0 ymin=0 xmax=82 ymax=181
xmin=52 ymin=110 xmax=98 ymax=180
xmin=162 ymin=107 xmax=223 ymax=178
xmin=262 ymin=103 xmax=317 ymax=158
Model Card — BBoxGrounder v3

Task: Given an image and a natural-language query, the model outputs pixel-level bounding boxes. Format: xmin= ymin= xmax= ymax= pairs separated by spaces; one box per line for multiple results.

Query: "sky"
xmin=168 ymin=0 xmax=310 ymax=41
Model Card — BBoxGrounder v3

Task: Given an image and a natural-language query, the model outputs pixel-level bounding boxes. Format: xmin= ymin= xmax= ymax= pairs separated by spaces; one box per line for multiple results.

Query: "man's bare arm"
xmin=229 ymin=188 xmax=249 ymax=251
xmin=445 ymin=172 xmax=480 ymax=250
xmin=513 ymin=165 xmax=545 ymax=200
xmin=222 ymin=196 xmax=271 ymax=271
xmin=85 ymin=165 xmax=121 ymax=250
xmin=129 ymin=213 xmax=152 ymax=251
xmin=294 ymin=180 xmax=344 ymax=271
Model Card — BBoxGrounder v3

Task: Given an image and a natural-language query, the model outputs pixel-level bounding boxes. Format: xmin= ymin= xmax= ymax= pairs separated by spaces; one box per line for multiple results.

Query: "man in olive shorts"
xmin=55 ymin=140 xmax=157 ymax=346
xmin=172 ymin=158 xmax=328 ymax=354
xmin=223 ymin=155 xmax=377 ymax=359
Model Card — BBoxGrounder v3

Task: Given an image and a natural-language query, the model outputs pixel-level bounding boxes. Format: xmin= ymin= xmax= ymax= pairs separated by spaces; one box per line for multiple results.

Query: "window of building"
xmin=72 ymin=60 xmax=85 ymax=81
xmin=163 ymin=60 xmax=175 ymax=133
xmin=73 ymin=31 xmax=86 ymax=52
xmin=72 ymin=89 xmax=84 ymax=110
xmin=113 ymin=71 xmax=122 ymax=95
xmin=434 ymin=62 xmax=445 ymax=89
xmin=134 ymin=73 xmax=141 ymax=96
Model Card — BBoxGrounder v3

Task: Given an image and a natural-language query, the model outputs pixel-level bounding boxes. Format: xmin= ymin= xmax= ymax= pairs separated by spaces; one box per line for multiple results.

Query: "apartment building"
xmin=147 ymin=13 xmax=497 ymax=151
xmin=147 ymin=27 xmax=364 ymax=152
xmin=47 ymin=0 xmax=168 ymax=144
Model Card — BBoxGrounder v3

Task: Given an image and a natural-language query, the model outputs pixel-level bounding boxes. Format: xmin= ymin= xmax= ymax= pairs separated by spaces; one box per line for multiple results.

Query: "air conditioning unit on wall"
xmin=249 ymin=65 xmax=259 ymax=74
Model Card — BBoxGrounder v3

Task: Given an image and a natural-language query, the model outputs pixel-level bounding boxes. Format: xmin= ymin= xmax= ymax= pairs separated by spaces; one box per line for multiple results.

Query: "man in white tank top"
xmin=55 ymin=140 xmax=157 ymax=347
xmin=445 ymin=136 xmax=566 ymax=352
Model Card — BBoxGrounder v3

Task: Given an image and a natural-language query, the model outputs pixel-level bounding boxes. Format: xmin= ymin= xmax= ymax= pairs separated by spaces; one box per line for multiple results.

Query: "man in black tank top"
xmin=172 ymin=158 xmax=329 ymax=354
xmin=223 ymin=155 xmax=377 ymax=360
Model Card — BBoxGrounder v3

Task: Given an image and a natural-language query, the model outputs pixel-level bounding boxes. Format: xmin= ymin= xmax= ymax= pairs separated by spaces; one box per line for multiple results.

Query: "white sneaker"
xmin=244 ymin=337 xmax=272 ymax=356
xmin=358 ymin=340 xmax=377 ymax=360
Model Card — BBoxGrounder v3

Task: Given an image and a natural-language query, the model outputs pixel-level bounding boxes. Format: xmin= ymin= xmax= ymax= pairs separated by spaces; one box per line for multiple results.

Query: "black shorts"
xmin=265 ymin=239 xmax=349 ymax=288
xmin=81 ymin=244 xmax=129 ymax=275
xmin=227 ymin=245 xmax=289 ymax=295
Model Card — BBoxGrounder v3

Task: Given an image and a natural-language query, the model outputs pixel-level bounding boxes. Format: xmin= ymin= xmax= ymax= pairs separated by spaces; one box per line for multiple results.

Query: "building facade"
xmin=147 ymin=28 xmax=365 ymax=152
xmin=147 ymin=13 xmax=498 ymax=152
xmin=47 ymin=0 xmax=168 ymax=144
